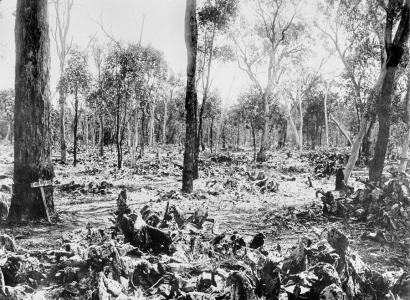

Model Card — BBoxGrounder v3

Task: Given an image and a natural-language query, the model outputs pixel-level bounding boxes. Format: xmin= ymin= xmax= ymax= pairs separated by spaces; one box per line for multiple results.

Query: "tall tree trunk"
xmin=149 ymin=105 xmax=155 ymax=147
xmin=9 ymin=0 xmax=55 ymax=222
xmin=324 ymin=82 xmax=329 ymax=148
xmin=131 ymin=113 xmax=139 ymax=168
xmin=116 ymin=94 xmax=122 ymax=169
xmin=73 ymin=90 xmax=78 ymax=166
xmin=210 ymin=117 xmax=214 ymax=153
xmin=182 ymin=0 xmax=198 ymax=193
xmin=99 ymin=113 xmax=104 ymax=156
xmin=59 ymin=93 xmax=67 ymax=163
xmin=85 ymin=113 xmax=89 ymax=153
xmin=298 ymin=93 xmax=303 ymax=150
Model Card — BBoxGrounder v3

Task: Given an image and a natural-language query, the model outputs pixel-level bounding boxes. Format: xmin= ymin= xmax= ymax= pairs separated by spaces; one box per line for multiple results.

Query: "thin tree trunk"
xmin=73 ymin=90 xmax=78 ymax=166
xmin=5 ymin=123 xmax=10 ymax=142
xmin=149 ymin=105 xmax=155 ymax=147
xmin=210 ymin=117 xmax=214 ymax=153
xmin=116 ymin=93 xmax=122 ymax=169
xmin=59 ymin=93 xmax=67 ymax=163
xmin=9 ymin=0 xmax=55 ymax=222
xmin=251 ymin=122 xmax=256 ymax=161
xmin=324 ymin=82 xmax=329 ymax=148
xmin=298 ymin=93 xmax=303 ymax=151
xmin=85 ymin=113 xmax=89 ymax=153
xmin=99 ymin=114 xmax=104 ymax=156
xmin=257 ymin=93 xmax=269 ymax=161
xmin=182 ymin=0 xmax=198 ymax=193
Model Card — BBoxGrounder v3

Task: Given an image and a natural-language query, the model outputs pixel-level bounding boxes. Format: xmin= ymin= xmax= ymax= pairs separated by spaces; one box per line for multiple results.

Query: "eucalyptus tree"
xmin=60 ymin=49 xmax=91 ymax=166
xmin=194 ymin=0 xmax=238 ymax=177
xmin=231 ymin=0 xmax=304 ymax=161
xmin=51 ymin=0 xmax=74 ymax=164
xmin=342 ymin=0 xmax=409 ymax=183
xmin=9 ymin=0 xmax=55 ymax=222
xmin=101 ymin=45 xmax=139 ymax=169
xmin=182 ymin=0 xmax=198 ymax=193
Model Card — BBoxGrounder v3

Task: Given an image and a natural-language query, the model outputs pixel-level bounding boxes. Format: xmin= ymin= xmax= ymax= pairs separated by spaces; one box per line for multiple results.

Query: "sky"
xmin=0 ymin=0 xmax=344 ymax=107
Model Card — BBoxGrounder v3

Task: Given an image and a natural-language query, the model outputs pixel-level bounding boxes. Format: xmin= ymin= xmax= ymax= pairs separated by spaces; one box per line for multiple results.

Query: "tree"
xmin=51 ymin=0 xmax=73 ymax=164
xmin=231 ymin=0 xmax=303 ymax=161
xmin=8 ymin=0 xmax=55 ymax=222
xmin=182 ymin=0 xmax=198 ymax=193
xmin=344 ymin=0 xmax=409 ymax=183
xmin=60 ymin=49 xmax=91 ymax=166
xmin=194 ymin=0 xmax=238 ymax=177
xmin=316 ymin=0 xmax=382 ymax=159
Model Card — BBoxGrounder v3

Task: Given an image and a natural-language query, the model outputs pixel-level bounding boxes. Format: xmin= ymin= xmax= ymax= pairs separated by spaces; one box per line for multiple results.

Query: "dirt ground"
xmin=1 ymin=143 xmax=407 ymax=278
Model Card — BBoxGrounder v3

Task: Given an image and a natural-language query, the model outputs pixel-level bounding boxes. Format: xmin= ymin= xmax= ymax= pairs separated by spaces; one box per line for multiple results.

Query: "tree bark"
xmin=9 ymin=0 xmax=55 ymax=222
xmin=182 ymin=0 xmax=198 ymax=193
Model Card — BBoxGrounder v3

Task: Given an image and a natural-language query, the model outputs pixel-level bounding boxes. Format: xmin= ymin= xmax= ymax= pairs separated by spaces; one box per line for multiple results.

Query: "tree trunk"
xmin=369 ymin=67 xmax=398 ymax=181
xmin=9 ymin=0 xmax=55 ymax=222
xmin=298 ymin=93 xmax=303 ymax=150
xmin=257 ymin=93 xmax=269 ymax=161
xmin=251 ymin=122 xmax=256 ymax=161
xmin=99 ymin=114 xmax=104 ymax=156
xmin=210 ymin=117 xmax=214 ymax=153
xmin=85 ymin=113 xmax=89 ymax=153
xmin=344 ymin=118 xmax=369 ymax=183
xmin=288 ymin=114 xmax=301 ymax=150
xmin=131 ymin=113 xmax=139 ymax=168
xmin=182 ymin=0 xmax=198 ymax=193
xmin=162 ymin=95 xmax=169 ymax=144
xmin=59 ymin=93 xmax=67 ymax=163
xmin=73 ymin=90 xmax=79 ymax=166
xmin=116 ymin=94 xmax=122 ymax=169
xmin=149 ymin=105 xmax=155 ymax=148
xmin=361 ymin=117 xmax=375 ymax=163
xmin=324 ymin=82 xmax=329 ymax=148
xmin=5 ymin=123 xmax=10 ymax=143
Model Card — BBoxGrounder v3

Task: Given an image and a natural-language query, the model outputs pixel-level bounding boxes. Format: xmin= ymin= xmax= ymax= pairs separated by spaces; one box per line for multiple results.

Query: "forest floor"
xmin=0 ymin=143 xmax=408 ymax=299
